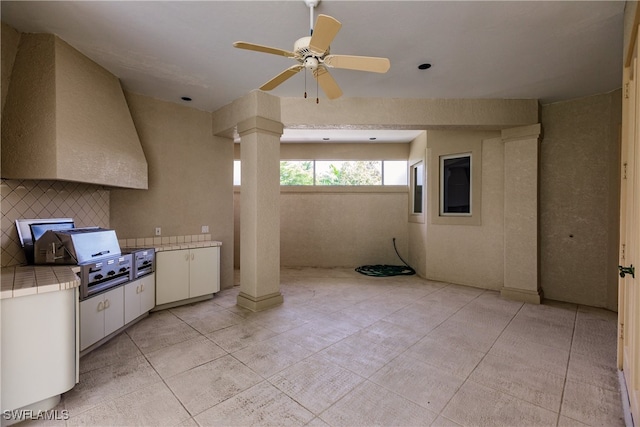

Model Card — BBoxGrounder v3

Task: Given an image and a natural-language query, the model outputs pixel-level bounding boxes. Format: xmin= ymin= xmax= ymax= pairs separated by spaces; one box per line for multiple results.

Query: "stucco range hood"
xmin=1 ymin=33 xmax=148 ymax=189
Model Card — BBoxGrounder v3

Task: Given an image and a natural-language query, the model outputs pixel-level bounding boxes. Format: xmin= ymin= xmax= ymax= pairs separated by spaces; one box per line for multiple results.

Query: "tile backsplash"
xmin=1 ymin=179 xmax=110 ymax=267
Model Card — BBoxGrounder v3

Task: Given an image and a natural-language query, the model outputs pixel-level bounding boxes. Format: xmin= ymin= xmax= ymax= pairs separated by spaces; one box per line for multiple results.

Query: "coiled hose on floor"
xmin=355 ymin=238 xmax=416 ymax=277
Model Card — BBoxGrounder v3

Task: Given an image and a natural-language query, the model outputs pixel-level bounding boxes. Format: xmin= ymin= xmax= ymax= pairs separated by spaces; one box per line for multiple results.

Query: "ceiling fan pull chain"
xmin=316 ymin=77 xmax=319 ymax=104
xmin=304 ymin=69 xmax=307 ymax=98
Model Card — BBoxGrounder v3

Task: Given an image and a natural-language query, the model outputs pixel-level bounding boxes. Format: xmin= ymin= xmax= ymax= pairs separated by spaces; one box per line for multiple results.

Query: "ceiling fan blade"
xmin=323 ymin=55 xmax=391 ymax=73
xmin=233 ymin=41 xmax=295 ymax=58
xmin=260 ymin=65 xmax=304 ymax=91
xmin=309 ymin=14 xmax=342 ymax=55
xmin=313 ymin=67 xmax=343 ymax=100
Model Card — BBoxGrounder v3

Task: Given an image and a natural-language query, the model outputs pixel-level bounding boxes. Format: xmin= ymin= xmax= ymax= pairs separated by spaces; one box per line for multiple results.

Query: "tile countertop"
xmin=1 ymin=265 xmax=80 ymax=300
xmin=122 ymin=240 xmax=222 ymax=252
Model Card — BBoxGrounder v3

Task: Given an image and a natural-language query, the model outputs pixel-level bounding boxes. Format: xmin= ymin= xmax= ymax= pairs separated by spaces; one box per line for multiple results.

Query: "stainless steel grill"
xmin=16 ymin=218 xmax=134 ymax=300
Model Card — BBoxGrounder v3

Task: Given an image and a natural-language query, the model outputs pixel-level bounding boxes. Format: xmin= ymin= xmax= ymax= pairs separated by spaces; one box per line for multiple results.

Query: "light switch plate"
xmin=201 ymin=225 xmax=209 ymax=233
xmin=155 ymin=227 xmax=161 ymax=236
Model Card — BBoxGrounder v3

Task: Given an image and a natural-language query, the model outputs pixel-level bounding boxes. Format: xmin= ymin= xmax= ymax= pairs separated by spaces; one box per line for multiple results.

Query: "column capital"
xmin=237 ymin=116 xmax=284 ymax=138
xmin=501 ymin=123 xmax=542 ymax=143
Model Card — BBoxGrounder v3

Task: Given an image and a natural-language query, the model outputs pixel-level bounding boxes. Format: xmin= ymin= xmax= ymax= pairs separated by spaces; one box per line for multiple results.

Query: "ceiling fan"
xmin=233 ymin=0 xmax=390 ymax=101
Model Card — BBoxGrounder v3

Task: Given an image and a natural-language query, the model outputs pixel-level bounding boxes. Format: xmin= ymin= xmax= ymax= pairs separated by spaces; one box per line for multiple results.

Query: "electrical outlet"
xmin=201 ymin=225 xmax=209 ymax=233
xmin=155 ymin=227 xmax=161 ymax=236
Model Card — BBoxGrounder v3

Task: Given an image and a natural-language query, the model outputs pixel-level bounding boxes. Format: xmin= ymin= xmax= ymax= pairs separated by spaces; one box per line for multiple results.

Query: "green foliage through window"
xmin=280 ymin=161 xmax=314 ymax=185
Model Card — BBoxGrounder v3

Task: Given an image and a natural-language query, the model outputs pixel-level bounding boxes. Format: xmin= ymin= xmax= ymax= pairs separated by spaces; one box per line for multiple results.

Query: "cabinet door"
xmin=103 ymin=286 xmax=124 ymax=337
xmin=124 ymin=280 xmax=141 ymax=325
xmin=139 ymin=273 xmax=156 ymax=314
xmin=189 ymin=247 xmax=218 ymax=298
xmin=80 ymin=295 xmax=105 ymax=351
xmin=156 ymin=250 xmax=190 ymax=305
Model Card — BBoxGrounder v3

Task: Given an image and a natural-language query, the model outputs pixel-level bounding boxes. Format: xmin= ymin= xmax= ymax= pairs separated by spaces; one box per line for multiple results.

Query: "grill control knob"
xmin=107 ymin=270 xmax=116 ymax=276
xmin=95 ymin=274 xmax=103 ymax=280
xmin=119 ymin=267 xmax=128 ymax=273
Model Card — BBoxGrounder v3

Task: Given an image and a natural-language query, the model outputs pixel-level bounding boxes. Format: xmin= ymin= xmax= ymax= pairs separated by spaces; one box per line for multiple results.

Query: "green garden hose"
xmin=355 ymin=238 xmax=416 ymax=277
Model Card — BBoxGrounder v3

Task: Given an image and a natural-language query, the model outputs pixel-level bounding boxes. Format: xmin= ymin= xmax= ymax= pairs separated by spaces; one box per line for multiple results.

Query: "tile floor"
xmin=35 ymin=268 xmax=625 ymax=426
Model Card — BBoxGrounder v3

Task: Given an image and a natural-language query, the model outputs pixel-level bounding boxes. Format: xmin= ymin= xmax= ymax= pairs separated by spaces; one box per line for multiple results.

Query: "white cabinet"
xmin=156 ymin=246 xmax=220 ymax=306
xmin=80 ymin=286 xmax=124 ymax=351
xmin=124 ymin=273 xmax=155 ymax=324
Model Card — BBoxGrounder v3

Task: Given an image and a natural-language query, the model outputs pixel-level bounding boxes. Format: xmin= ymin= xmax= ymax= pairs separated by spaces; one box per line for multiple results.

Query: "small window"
xmin=316 ymin=161 xmax=382 ymax=185
xmin=410 ymin=161 xmax=424 ymax=214
xmin=280 ymin=161 xmax=314 ymax=185
xmin=233 ymin=160 xmax=241 ymax=185
xmin=383 ymin=161 xmax=408 ymax=185
xmin=440 ymin=154 xmax=471 ymax=216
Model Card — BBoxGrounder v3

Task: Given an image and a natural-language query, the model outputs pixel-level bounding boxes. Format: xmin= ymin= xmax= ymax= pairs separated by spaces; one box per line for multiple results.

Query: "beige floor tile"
xmin=557 ymin=415 xmax=590 ymax=426
xmin=571 ymin=315 xmax=618 ymax=365
xmin=318 ymin=333 xmax=405 ymax=378
xmin=269 ymin=354 xmax=365 ymax=415
xmin=370 ymin=352 xmax=465 ymax=413
xmin=382 ymin=304 xmax=453 ymax=333
xmin=441 ymin=380 xmax=558 ymax=427
xmin=561 ymin=379 xmax=625 ymax=426
xmin=232 ymin=334 xmax=314 ymax=378
xmin=489 ymin=333 xmax=570 ymax=377
xmin=566 ymin=351 xmax=620 ymax=392
xmin=469 ymin=353 xmax=565 ymax=412
xmin=51 ymin=269 xmax=624 ymax=427
xmin=169 ymin=298 xmax=226 ymax=321
xmin=206 ymin=322 xmax=278 ymax=353
xmin=63 ymin=355 xmax=161 ymax=416
xmin=361 ymin=319 xmax=426 ymax=350
xmin=501 ymin=314 xmax=575 ymax=352
xmin=176 ymin=307 xmax=246 ymax=335
xmin=125 ymin=310 xmax=201 ymax=354
xmin=278 ymin=320 xmax=360 ymax=352
xmin=427 ymin=317 xmax=503 ymax=353
xmin=194 ymin=381 xmax=314 ymax=426
xmin=66 ymin=381 xmax=190 ymax=426
xmin=165 ymin=354 xmax=262 ymax=416
xmin=145 ymin=335 xmax=227 ymax=379
xmin=79 ymin=331 xmax=142 ymax=374
xmin=404 ymin=335 xmax=485 ymax=379
xmin=319 ymin=380 xmax=438 ymax=426
xmin=431 ymin=415 xmax=463 ymax=427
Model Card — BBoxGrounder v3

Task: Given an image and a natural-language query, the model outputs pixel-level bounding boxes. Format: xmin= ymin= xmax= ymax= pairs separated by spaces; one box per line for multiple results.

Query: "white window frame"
xmin=439 ymin=153 xmax=472 ymax=217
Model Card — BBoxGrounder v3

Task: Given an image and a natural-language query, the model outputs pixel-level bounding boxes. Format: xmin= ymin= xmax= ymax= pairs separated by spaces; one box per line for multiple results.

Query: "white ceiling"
xmin=1 ymin=1 xmax=625 ymax=142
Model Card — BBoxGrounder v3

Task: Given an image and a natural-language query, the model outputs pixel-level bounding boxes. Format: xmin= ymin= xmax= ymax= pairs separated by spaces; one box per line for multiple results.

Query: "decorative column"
xmin=501 ymin=124 xmax=543 ymax=304
xmin=236 ymin=116 xmax=284 ymax=311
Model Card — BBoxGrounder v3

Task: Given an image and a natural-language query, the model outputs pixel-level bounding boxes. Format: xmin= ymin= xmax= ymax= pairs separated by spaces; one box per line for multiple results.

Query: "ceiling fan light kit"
xmin=233 ymin=0 xmax=390 ymax=101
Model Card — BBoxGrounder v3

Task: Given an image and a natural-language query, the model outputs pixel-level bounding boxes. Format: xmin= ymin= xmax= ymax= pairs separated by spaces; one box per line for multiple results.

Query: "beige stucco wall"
xmin=540 ymin=90 xmax=621 ymax=310
xmin=425 ymin=130 xmax=504 ymax=290
xmin=1 ymin=22 xmax=21 ymax=115
xmin=279 ymin=189 xmax=409 ymax=268
xmin=407 ymin=132 xmax=427 ymax=277
xmin=110 ymin=92 xmax=234 ymax=290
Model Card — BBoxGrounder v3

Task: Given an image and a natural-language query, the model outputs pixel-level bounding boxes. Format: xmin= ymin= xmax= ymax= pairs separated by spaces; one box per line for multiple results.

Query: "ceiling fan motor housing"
xmin=294 ymin=36 xmax=328 ymax=62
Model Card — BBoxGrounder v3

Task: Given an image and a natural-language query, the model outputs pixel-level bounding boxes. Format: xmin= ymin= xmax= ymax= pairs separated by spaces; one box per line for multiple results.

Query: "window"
xmin=440 ymin=153 xmax=471 ymax=216
xmin=316 ymin=161 xmax=382 ymax=185
xmin=280 ymin=161 xmax=314 ymax=185
xmin=233 ymin=160 xmax=407 ymax=186
xmin=233 ymin=160 xmax=241 ymax=186
xmin=410 ymin=161 xmax=424 ymax=214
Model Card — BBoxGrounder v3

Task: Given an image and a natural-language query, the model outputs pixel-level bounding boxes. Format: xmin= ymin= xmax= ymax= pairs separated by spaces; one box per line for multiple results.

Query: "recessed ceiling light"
xmin=181 ymin=96 xmax=192 ymax=101
xmin=418 ymin=63 xmax=432 ymax=70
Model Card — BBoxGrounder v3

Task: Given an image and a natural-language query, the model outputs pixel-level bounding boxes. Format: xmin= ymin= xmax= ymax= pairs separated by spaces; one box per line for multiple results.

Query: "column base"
xmin=500 ymin=286 xmax=543 ymax=304
xmin=237 ymin=291 xmax=284 ymax=312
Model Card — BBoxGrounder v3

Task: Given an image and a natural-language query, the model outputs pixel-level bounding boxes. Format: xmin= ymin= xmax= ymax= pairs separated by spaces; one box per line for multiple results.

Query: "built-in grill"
xmin=15 ymin=218 xmax=138 ymax=300
xmin=121 ymin=247 xmax=156 ymax=279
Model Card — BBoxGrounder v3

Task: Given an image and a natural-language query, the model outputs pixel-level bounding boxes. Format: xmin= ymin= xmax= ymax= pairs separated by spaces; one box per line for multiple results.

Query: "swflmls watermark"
xmin=2 ymin=409 xmax=70 ymax=421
